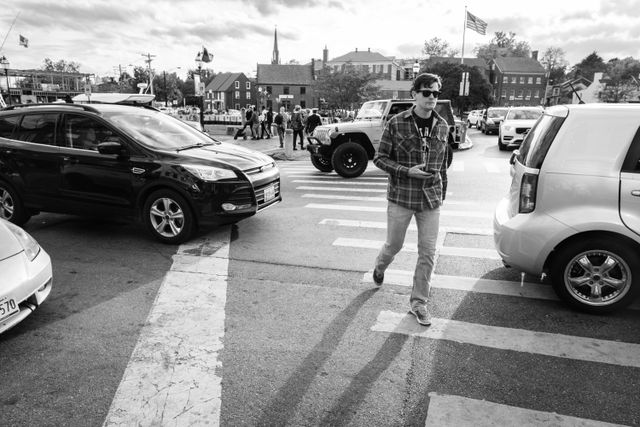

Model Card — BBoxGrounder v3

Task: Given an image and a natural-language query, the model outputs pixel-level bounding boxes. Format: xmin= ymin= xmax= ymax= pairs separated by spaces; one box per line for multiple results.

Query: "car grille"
xmin=255 ymin=180 xmax=280 ymax=209
xmin=516 ymin=127 xmax=530 ymax=134
xmin=312 ymin=128 xmax=331 ymax=143
xmin=224 ymin=179 xmax=280 ymax=210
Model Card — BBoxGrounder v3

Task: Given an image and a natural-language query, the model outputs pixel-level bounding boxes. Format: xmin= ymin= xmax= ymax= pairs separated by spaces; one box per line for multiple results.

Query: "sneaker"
xmin=372 ymin=268 xmax=384 ymax=286
xmin=410 ymin=306 xmax=431 ymax=326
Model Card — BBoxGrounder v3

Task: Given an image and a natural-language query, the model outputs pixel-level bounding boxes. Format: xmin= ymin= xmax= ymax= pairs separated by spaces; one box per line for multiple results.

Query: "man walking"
xmin=372 ymin=73 xmax=451 ymax=326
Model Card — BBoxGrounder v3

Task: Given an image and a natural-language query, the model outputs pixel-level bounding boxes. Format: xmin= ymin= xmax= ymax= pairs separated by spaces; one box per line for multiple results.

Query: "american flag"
xmin=19 ymin=34 xmax=28 ymax=48
xmin=466 ymin=11 xmax=487 ymax=35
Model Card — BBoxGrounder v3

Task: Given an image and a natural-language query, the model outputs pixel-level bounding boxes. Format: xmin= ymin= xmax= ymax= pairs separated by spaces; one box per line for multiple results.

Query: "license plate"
xmin=0 ymin=297 xmax=19 ymax=322
xmin=264 ymin=185 xmax=276 ymax=202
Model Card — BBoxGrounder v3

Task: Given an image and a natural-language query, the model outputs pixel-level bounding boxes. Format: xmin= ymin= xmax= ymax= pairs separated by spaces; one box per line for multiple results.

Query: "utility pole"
xmin=141 ymin=53 xmax=156 ymax=94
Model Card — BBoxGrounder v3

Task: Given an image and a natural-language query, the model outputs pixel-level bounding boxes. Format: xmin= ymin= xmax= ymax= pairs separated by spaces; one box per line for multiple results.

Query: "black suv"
xmin=0 ymin=103 xmax=281 ymax=243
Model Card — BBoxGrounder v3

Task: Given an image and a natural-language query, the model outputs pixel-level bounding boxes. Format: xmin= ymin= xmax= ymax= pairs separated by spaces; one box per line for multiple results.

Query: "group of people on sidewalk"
xmin=234 ymin=105 xmax=322 ymax=151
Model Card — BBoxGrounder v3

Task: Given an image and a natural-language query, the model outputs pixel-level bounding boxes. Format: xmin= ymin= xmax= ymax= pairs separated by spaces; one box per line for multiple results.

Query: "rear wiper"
xmin=176 ymin=142 xmax=215 ymax=152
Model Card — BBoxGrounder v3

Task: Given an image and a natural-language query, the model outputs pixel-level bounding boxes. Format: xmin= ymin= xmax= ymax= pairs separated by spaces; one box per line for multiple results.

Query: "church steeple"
xmin=271 ymin=27 xmax=280 ymax=65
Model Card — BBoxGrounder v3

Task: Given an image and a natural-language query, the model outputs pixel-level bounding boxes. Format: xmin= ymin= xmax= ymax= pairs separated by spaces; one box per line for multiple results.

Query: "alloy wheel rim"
xmin=0 ymin=189 xmax=14 ymax=220
xmin=564 ymin=249 xmax=631 ymax=306
xmin=149 ymin=197 xmax=184 ymax=238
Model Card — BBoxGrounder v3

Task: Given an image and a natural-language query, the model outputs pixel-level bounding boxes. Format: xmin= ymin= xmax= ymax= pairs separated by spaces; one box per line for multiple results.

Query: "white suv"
xmin=494 ymin=104 xmax=640 ymax=313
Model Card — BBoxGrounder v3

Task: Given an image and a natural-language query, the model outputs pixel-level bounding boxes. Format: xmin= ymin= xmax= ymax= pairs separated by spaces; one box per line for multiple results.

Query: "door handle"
xmin=631 ymin=190 xmax=640 ymax=197
xmin=63 ymin=156 xmax=78 ymax=164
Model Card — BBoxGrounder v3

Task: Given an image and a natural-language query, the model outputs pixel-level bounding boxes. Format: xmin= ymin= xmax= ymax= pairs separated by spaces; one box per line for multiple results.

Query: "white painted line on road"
xmin=288 ymin=174 xmax=388 ymax=180
xmin=333 ymin=237 xmax=500 ymax=259
xmin=425 ymin=393 xmax=627 ymax=427
xmin=450 ymin=160 xmax=464 ymax=172
xmin=484 ymin=162 xmax=502 ymax=174
xmin=303 ymin=194 xmax=387 ymax=202
xmin=103 ymin=229 xmax=230 ymax=426
xmin=362 ymin=270 xmax=555 ymax=300
xmin=293 ymin=179 xmax=387 ymax=186
xmin=307 ymin=203 xmax=493 ymax=218
xmin=319 ymin=219 xmax=493 ymax=236
xmin=371 ymin=311 xmax=640 ymax=369
xmin=297 ymin=186 xmax=386 ymax=193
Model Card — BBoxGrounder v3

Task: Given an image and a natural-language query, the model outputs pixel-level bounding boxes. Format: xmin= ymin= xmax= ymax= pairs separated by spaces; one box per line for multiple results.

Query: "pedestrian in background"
xmin=371 ymin=73 xmax=451 ymax=327
xmin=250 ymin=106 xmax=260 ymax=140
xmin=259 ymin=106 xmax=271 ymax=139
xmin=266 ymin=107 xmax=274 ymax=138
xmin=274 ymin=107 xmax=286 ymax=148
xmin=290 ymin=105 xmax=305 ymax=150
xmin=234 ymin=107 xmax=249 ymax=140
xmin=305 ymin=109 xmax=322 ymax=135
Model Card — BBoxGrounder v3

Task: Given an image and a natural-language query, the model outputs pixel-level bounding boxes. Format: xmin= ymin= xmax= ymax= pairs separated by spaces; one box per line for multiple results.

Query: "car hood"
xmin=316 ymin=120 xmax=380 ymax=133
xmin=503 ymin=119 xmax=538 ymax=127
xmin=0 ymin=222 xmax=22 ymax=261
xmin=176 ymin=142 xmax=274 ymax=170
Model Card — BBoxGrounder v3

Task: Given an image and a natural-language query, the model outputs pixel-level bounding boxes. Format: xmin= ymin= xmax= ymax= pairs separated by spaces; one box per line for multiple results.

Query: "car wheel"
xmin=310 ymin=154 xmax=333 ymax=172
xmin=498 ymin=134 xmax=506 ymax=151
xmin=549 ymin=237 xmax=640 ymax=313
xmin=481 ymin=124 xmax=486 ymax=134
xmin=0 ymin=182 xmax=30 ymax=226
xmin=143 ymin=189 xmax=195 ymax=244
xmin=331 ymin=142 xmax=368 ymax=178
xmin=466 ymin=120 xmax=472 ymax=129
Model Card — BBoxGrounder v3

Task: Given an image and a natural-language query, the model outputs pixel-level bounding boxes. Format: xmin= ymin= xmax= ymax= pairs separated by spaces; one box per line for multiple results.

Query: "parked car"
xmin=480 ymin=107 xmax=508 ymax=135
xmin=0 ymin=103 xmax=281 ymax=244
xmin=0 ymin=218 xmax=52 ymax=334
xmin=466 ymin=109 xmax=482 ymax=128
xmin=494 ymin=103 xmax=640 ymax=313
xmin=498 ymin=106 xmax=544 ymax=150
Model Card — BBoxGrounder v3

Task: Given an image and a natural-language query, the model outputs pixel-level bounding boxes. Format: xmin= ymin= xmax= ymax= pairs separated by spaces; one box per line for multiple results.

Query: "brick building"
xmin=489 ymin=54 xmax=547 ymax=107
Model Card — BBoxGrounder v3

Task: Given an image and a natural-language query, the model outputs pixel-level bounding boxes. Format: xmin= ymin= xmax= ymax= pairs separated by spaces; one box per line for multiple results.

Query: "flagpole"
xmin=0 ymin=12 xmax=20 ymax=52
xmin=461 ymin=6 xmax=467 ymax=65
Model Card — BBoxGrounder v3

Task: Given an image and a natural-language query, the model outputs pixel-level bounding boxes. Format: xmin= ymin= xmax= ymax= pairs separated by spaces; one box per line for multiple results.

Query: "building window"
xmin=246 ymin=91 xmax=250 ymax=99
xmin=502 ymin=89 xmax=507 ymax=98
xmin=266 ymin=86 xmax=272 ymax=95
xmin=534 ymin=90 xmax=540 ymax=98
xmin=246 ymin=81 xmax=250 ymax=90
xmin=536 ymin=77 xmax=542 ymax=84
xmin=388 ymin=64 xmax=392 ymax=74
xmin=502 ymin=76 xmax=507 ymax=84
xmin=510 ymin=89 xmax=515 ymax=99
xmin=283 ymin=86 xmax=289 ymax=95
xmin=526 ymin=90 xmax=532 ymax=99
xmin=517 ymin=89 xmax=523 ymax=98
xmin=528 ymin=77 xmax=533 ymax=84
xmin=235 ymin=103 xmax=240 ymax=110
xmin=235 ymin=90 xmax=240 ymax=99
xmin=552 ymin=87 xmax=560 ymax=96
xmin=301 ymin=100 xmax=306 ymax=108
xmin=300 ymin=87 xmax=306 ymax=95
xmin=519 ymin=76 xmax=525 ymax=84
xmin=511 ymin=76 xmax=517 ymax=84
xmin=235 ymin=81 xmax=239 ymax=89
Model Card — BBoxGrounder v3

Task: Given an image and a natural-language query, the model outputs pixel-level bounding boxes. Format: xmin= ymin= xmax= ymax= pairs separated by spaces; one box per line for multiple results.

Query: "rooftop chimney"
xmin=532 ymin=50 xmax=538 ymax=61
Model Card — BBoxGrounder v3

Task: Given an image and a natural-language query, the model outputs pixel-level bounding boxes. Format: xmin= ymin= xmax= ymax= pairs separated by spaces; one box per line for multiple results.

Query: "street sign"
xmin=459 ymin=72 xmax=469 ymax=96
xmin=278 ymin=94 xmax=293 ymax=100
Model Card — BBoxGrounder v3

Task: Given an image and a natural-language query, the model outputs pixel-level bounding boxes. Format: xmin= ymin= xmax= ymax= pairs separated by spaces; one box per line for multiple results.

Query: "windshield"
xmin=506 ymin=109 xmax=543 ymax=120
xmin=488 ymin=108 xmax=508 ymax=118
xmin=355 ymin=101 xmax=388 ymax=120
xmin=102 ymin=108 xmax=217 ymax=150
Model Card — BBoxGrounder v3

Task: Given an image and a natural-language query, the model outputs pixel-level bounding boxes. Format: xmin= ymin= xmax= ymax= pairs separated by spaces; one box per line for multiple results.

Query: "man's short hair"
xmin=412 ymin=73 xmax=442 ymax=91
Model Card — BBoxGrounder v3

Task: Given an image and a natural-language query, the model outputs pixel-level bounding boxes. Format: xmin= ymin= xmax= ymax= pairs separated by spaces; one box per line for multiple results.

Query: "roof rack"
xmin=1 ymin=103 xmax=101 ymax=114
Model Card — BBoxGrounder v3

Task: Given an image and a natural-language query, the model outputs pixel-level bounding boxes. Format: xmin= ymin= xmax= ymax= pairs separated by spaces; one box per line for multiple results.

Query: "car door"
xmin=5 ymin=112 xmax=63 ymax=209
xmin=58 ymin=113 xmax=137 ymax=215
xmin=619 ymin=126 xmax=640 ymax=236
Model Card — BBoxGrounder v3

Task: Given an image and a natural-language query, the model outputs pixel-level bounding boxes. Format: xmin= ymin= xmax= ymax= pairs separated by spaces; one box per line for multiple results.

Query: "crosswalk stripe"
xmin=450 ymin=160 xmax=464 ymax=172
xmin=484 ymin=162 xmax=502 ymax=173
xmin=293 ymin=179 xmax=387 ymax=186
xmin=371 ymin=311 xmax=640 ymax=369
xmin=304 ymin=194 xmax=477 ymax=205
xmin=307 ymin=203 xmax=493 ymax=218
xmin=104 ymin=230 xmax=230 ymax=425
xmin=333 ymin=237 xmax=500 ymax=259
xmin=297 ymin=186 xmax=387 ymax=193
xmin=319 ymin=218 xmax=493 ymax=235
xmin=287 ymin=174 xmax=388 ymax=180
xmin=425 ymin=393 xmax=626 ymax=427
xmin=362 ymin=270 xmax=554 ymax=300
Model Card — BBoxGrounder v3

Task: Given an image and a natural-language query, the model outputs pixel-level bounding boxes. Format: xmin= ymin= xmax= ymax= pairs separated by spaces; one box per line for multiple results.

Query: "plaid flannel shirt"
xmin=373 ymin=107 xmax=449 ymax=211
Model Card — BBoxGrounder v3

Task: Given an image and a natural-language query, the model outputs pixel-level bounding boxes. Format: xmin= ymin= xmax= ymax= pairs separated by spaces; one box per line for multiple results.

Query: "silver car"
xmin=494 ymin=104 xmax=640 ymax=313
xmin=0 ymin=218 xmax=52 ymax=333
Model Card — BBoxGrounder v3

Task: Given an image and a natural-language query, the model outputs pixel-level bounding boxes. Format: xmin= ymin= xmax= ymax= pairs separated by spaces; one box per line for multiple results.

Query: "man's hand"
xmin=408 ymin=164 xmax=434 ymax=179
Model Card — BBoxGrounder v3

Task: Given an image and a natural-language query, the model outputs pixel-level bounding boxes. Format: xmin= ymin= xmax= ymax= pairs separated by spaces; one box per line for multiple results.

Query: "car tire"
xmin=549 ymin=237 xmax=640 ymax=313
xmin=467 ymin=120 xmax=472 ymax=129
xmin=331 ymin=142 xmax=368 ymax=178
xmin=498 ymin=134 xmax=506 ymax=151
xmin=310 ymin=154 xmax=333 ymax=172
xmin=143 ymin=189 xmax=195 ymax=244
xmin=0 ymin=181 xmax=30 ymax=226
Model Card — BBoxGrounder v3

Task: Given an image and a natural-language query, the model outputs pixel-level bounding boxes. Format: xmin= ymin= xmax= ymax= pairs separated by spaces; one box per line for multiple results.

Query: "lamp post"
xmin=195 ymin=53 xmax=205 ymax=126
xmin=0 ymin=56 xmax=10 ymax=106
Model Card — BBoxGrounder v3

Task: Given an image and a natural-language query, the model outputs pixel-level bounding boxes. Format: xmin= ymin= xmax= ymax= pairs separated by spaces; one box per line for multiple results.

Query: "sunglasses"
xmin=418 ymin=89 xmax=441 ymax=98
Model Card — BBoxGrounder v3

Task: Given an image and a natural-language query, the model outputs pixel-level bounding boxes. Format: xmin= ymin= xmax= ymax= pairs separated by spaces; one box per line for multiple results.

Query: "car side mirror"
xmin=98 ymin=141 xmax=125 ymax=156
xmin=510 ymin=149 xmax=520 ymax=165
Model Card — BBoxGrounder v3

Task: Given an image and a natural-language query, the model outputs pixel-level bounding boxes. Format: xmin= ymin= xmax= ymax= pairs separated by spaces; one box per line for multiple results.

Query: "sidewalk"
xmin=205 ymin=124 xmax=309 ymax=161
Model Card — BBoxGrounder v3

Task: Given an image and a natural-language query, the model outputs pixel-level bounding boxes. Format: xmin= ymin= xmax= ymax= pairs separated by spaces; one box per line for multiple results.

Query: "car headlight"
xmin=5 ymin=221 xmax=41 ymax=262
xmin=503 ymin=126 xmax=512 ymax=132
xmin=182 ymin=164 xmax=237 ymax=181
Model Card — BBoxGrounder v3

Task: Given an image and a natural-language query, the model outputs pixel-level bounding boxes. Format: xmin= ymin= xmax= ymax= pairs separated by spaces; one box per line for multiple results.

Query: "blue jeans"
xmin=375 ymin=202 xmax=440 ymax=309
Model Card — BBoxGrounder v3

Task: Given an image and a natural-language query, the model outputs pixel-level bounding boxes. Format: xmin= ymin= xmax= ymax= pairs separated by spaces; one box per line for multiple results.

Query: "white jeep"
xmin=306 ymin=99 xmax=457 ymax=178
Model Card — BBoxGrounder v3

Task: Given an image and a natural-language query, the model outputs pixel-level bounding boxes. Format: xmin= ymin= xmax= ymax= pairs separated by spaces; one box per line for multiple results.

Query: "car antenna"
xmin=567 ymin=81 xmax=585 ymax=104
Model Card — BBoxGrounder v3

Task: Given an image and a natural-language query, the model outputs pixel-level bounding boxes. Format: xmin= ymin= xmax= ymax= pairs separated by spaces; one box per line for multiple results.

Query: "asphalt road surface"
xmin=1 ymin=128 xmax=638 ymax=426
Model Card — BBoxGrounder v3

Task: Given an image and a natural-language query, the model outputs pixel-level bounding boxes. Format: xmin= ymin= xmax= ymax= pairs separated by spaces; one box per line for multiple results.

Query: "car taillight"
xmin=519 ymin=173 xmax=538 ymax=213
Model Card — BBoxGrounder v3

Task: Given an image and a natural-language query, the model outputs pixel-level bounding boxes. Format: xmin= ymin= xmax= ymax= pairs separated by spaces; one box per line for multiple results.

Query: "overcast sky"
xmin=1 ymin=0 xmax=639 ymax=79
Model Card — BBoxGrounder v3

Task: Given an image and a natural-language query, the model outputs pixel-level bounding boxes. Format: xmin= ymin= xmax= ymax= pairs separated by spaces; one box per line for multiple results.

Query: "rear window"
xmin=0 ymin=115 xmax=20 ymax=138
xmin=488 ymin=108 xmax=508 ymax=118
xmin=14 ymin=113 xmax=59 ymax=146
xmin=517 ymin=114 xmax=565 ymax=168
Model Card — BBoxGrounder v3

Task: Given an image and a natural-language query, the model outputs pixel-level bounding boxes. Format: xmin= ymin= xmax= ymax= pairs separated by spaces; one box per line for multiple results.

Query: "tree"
xmin=41 ymin=58 xmax=81 ymax=73
xmin=599 ymin=57 xmax=640 ymax=102
xmin=422 ymin=37 xmax=459 ymax=58
xmin=314 ymin=63 xmax=381 ymax=110
xmin=569 ymin=52 xmax=607 ymax=82
xmin=474 ymin=31 xmax=530 ymax=63
xmin=540 ymin=47 xmax=568 ymax=84
xmin=423 ymin=61 xmax=492 ymax=112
